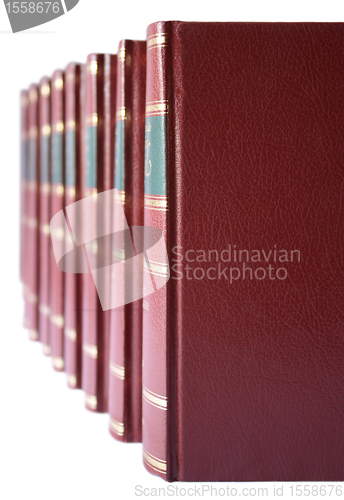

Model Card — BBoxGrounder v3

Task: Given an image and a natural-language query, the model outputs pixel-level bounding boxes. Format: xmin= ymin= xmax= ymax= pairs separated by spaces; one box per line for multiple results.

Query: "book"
xmin=24 ymin=84 xmax=40 ymax=341
xmin=50 ymin=70 xmax=65 ymax=371
xmin=82 ymin=53 xmax=116 ymax=412
xmin=108 ymin=39 xmax=146 ymax=442
xmin=64 ymin=63 xmax=83 ymax=388
xmin=142 ymin=21 xmax=344 ymax=481
xmin=38 ymin=77 xmax=52 ymax=355
xmin=20 ymin=89 xmax=29 ymax=325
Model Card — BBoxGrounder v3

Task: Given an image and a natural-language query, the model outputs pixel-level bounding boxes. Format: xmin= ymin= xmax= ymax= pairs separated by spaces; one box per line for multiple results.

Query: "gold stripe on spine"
xmin=41 ymin=223 xmax=50 ymax=236
xmin=65 ymin=328 xmax=77 ymax=342
xmin=114 ymin=189 xmax=125 ymax=203
xmin=85 ymin=394 xmax=97 ymax=409
xmin=41 ymin=182 xmax=51 ymax=194
xmin=26 ymin=217 xmax=38 ymax=229
xmin=116 ymin=107 xmax=126 ymax=120
xmin=51 ymin=314 xmax=64 ymax=328
xmin=144 ymin=194 xmax=168 ymax=211
xmin=144 ymin=259 xmax=169 ymax=278
xmin=110 ymin=418 xmax=124 ymax=436
xmin=86 ymin=113 xmax=98 ymax=126
xmin=142 ymin=386 xmax=167 ymax=410
xmin=42 ymin=124 xmax=51 ymax=136
xmin=27 ymin=181 xmax=37 ymax=191
xmin=54 ymin=78 xmax=63 ymax=90
xmin=29 ymin=126 xmax=38 ymax=139
xmin=29 ymin=88 xmax=38 ymax=102
xmin=53 ymin=357 xmax=64 ymax=370
xmin=29 ymin=329 xmax=39 ymax=341
xmin=54 ymin=121 xmax=64 ymax=133
xmin=26 ymin=290 xmax=38 ymax=303
xmin=145 ymin=101 xmax=169 ymax=116
xmin=39 ymin=304 xmax=51 ymax=316
xmin=66 ymin=72 xmax=75 ymax=81
xmin=51 ymin=226 xmax=64 ymax=241
xmin=68 ymin=374 xmax=77 ymax=388
xmin=66 ymin=119 xmax=75 ymax=130
xmin=109 ymin=362 xmax=125 ymax=380
xmin=83 ymin=343 xmax=98 ymax=359
xmin=143 ymin=300 xmax=149 ymax=311
xmin=147 ymin=33 xmax=167 ymax=51
xmin=40 ymin=84 xmax=50 ymax=96
xmin=143 ymin=449 xmax=167 ymax=474
xmin=112 ymin=247 xmax=125 ymax=261
xmin=118 ymin=47 xmax=125 ymax=61
xmin=54 ymin=183 xmax=64 ymax=196
xmin=43 ymin=345 xmax=52 ymax=356
xmin=88 ymin=60 xmax=98 ymax=74
xmin=68 ymin=186 xmax=76 ymax=198
xmin=21 ymin=95 xmax=29 ymax=107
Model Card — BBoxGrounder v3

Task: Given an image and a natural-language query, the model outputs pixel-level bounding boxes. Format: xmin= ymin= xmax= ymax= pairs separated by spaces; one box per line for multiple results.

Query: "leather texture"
xmin=145 ymin=21 xmax=344 ymax=482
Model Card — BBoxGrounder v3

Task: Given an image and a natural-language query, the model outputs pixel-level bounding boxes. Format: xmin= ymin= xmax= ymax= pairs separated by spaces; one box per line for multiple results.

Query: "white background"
xmin=0 ymin=1 xmax=343 ymax=499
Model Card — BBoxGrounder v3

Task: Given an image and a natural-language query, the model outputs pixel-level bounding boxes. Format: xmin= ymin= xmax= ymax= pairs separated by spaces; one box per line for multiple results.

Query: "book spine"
xmin=38 ymin=77 xmax=52 ymax=355
xmin=50 ymin=71 xmax=65 ymax=371
xmin=64 ymin=63 xmax=82 ymax=389
xmin=25 ymin=85 xmax=40 ymax=341
xmin=82 ymin=54 xmax=110 ymax=412
xmin=20 ymin=90 xmax=29 ymax=328
xmin=109 ymin=40 xmax=145 ymax=443
xmin=142 ymin=22 xmax=172 ymax=479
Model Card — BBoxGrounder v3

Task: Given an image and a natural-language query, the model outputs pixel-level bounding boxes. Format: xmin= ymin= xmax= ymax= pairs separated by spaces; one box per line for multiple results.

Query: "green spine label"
xmin=86 ymin=126 xmax=97 ymax=189
xmin=144 ymin=116 xmax=166 ymax=196
xmin=114 ymin=120 xmax=124 ymax=191
xmin=51 ymin=132 xmax=63 ymax=184
xmin=28 ymin=138 xmax=37 ymax=181
xmin=65 ymin=129 xmax=76 ymax=187
xmin=40 ymin=135 xmax=50 ymax=184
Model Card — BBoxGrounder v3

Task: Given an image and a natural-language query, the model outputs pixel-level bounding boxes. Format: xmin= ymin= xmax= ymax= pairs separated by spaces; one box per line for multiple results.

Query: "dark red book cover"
xmin=50 ymin=70 xmax=65 ymax=371
xmin=82 ymin=53 xmax=116 ymax=412
xmin=142 ymin=22 xmax=344 ymax=481
xmin=64 ymin=63 xmax=83 ymax=389
xmin=38 ymin=77 xmax=52 ymax=355
xmin=20 ymin=90 xmax=29 ymax=322
xmin=108 ymin=39 xmax=145 ymax=442
xmin=24 ymin=84 xmax=40 ymax=341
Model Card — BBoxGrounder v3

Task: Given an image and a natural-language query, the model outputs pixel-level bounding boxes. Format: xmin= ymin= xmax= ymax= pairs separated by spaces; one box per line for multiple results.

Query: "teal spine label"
xmin=114 ymin=120 xmax=124 ymax=191
xmin=28 ymin=138 xmax=37 ymax=181
xmin=144 ymin=116 xmax=166 ymax=196
xmin=65 ymin=129 xmax=76 ymax=187
xmin=40 ymin=135 xmax=50 ymax=184
xmin=86 ymin=126 xmax=97 ymax=189
xmin=51 ymin=132 xmax=63 ymax=184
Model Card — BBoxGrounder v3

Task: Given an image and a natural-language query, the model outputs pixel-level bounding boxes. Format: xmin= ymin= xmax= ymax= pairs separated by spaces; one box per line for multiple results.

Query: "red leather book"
xmin=20 ymin=89 xmax=29 ymax=324
xmin=64 ymin=63 xmax=83 ymax=388
xmin=24 ymin=84 xmax=40 ymax=341
xmin=38 ymin=77 xmax=52 ymax=355
xmin=50 ymin=70 xmax=65 ymax=371
xmin=142 ymin=22 xmax=344 ymax=481
xmin=82 ymin=53 xmax=116 ymax=412
xmin=109 ymin=40 xmax=146 ymax=442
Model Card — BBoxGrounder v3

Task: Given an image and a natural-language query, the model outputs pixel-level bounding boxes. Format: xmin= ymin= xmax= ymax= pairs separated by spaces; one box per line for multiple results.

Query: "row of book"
xmin=20 ymin=21 xmax=344 ymax=482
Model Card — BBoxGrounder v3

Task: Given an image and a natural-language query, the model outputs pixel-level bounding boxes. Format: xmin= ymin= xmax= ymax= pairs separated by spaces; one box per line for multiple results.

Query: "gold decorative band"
xmin=144 ymin=194 xmax=168 ymax=211
xmin=53 ymin=357 xmax=64 ymax=370
xmin=29 ymin=126 xmax=38 ymax=139
xmin=143 ymin=300 xmax=149 ymax=311
xmin=40 ymin=223 xmax=50 ymax=236
xmin=144 ymin=259 xmax=169 ymax=278
xmin=146 ymin=101 xmax=169 ymax=116
xmin=114 ymin=189 xmax=125 ymax=203
xmin=24 ymin=217 xmax=38 ymax=229
xmin=43 ymin=344 xmax=52 ymax=356
xmin=26 ymin=291 xmax=38 ymax=303
xmin=51 ymin=226 xmax=64 ymax=241
xmin=143 ymin=449 xmax=167 ymax=474
xmin=118 ymin=47 xmax=125 ymax=61
xmin=68 ymin=374 xmax=77 ymax=388
xmin=54 ymin=121 xmax=64 ymax=133
xmin=112 ymin=247 xmax=125 ymax=261
xmin=54 ymin=77 xmax=63 ymax=90
xmin=39 ymin=304 xmax=51 ymax=316
xmin=110 ymin=417 xmax=124 ymax=436
xmin=29 ymin=329 xmax=39 ymax=341
xmin=88 ymin=60 xmax=98 ymax=74
xmin=86 ymin=113 xmax=98 ymax=126
xmin=21 ymin=95 xmax=29 ymax=107
xmin=54 ymin=183 xmax=64 ymax=196
xmin=41 ymin=182 xmax=51 ymax=194
xmin=116 ymin=107 xmax=126 ymax=120
xmin=83 ymin=343 xmax=98 ymax=359
xmin=147 ymin=34 xmax=167 ymax=51
xmin=29 ymin=88 xmax=38 ymax=102
xmin=66 ymin=72 xmax=75 ymax=81
xmin=142 ymin=386 xmax=167 ymax=410
xmin=42 ymin=124 xmax=51 ymax=136
xmin=66 ymin=119 xmax=76 ymax=130
xmin=40 ymin=83 xmax=50 ymax=96
xmin=51 ymin=314 xmax=64 ymax=328
xmin=85 ymin=394 xmax=97 ymax=409
xmin=110 ymin=362 xmax=125 ymax=380
xmin=65 ymin=328 xmax=77 ymax=342
xmin=86 ymin=187 xmax=98 ymax=198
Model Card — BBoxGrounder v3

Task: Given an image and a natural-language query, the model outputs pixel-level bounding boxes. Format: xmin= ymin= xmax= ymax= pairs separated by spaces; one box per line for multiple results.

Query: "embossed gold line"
xmin=54 ymin=121 xmax=64 ymax=133
xmin=29 ymin=329 xmax=39 ymax=341
xmin=43 ymin=345 xmax=52 ymax=356
xmin=41 ymin=183 xmax=51 ymax=194
xmin=66 ymin=119 xmax=76 ymax=130
xmin=144 ymin=260 xmax=169 ymax=278
xmin=145 ymin=103 xmax=168 ymax=114
xmin=54 ymin=183 xmax=64 ymax=196
xmin=68 ymin=374 xmax=77 ymax=387
xmin=42 ymin=124 xmax=51 ymax=136
xmin=40 ymin=84 xmax=50 ymax=96
xmin=116 ymin=107 xmax=126 ymax=119
xmin=110 ymin=362 xmax=125 ymax=380
xmin=54 ymin=78 xmax=63 ymax=90
xmin=86 ymin=113 xmax=98 ymax=126
xmin=143 ymin=449 xmax=167 ymax=473
xmin=85 ymin=394 xmax=97 ymax=409
xmin=142 ymin=386 xmax=167 ymax=410
xmin=50 ymin=315 xmax=64 ymax=328
xmin=110 ymin=418 xmax=125 ymax=436
xmin=65 ymin=328 xmax=77 ymax=342
xmin=39 ymin=304 xmax=51 ymax=316
xmin=53 ymin=357 xmax=64 ymax=370
xmin=118 ymin=48 xmax=125 ymax=61
xmin=29 ymin=88 xmax=38 ymax=102
xmin=147 ymin=35 xmax=167 ymax=49
xmin=144 ymin=196 xmax=168 ymax=209
xmin=83 ymin=343 xmax=98 ymax=359
xmin=88 ymin=61 xmax=98 ymax=74
xmin=29 ymin=126 xmax=38 ymax=139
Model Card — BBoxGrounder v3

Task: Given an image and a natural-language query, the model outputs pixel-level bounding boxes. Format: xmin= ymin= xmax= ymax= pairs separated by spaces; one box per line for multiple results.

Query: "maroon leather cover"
xmin=20 ymin=90 xmax=29 ymax=324
xmin=143 ymin=22 xmax=344 ymax=481
xmin=82 ymin=53 xmax=116 ymax=412
xmin=50 ymin=70 xmax=65 ymax=371
xmin=64 ymin=63 xmax=83 ymax=388
xmin=24 ymin=84 xmax=40 ymax=341
xmin=38 ymin=77 xmax=52 ymax=355
xmin=108 ymin=40 xmax=145 ymax=443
